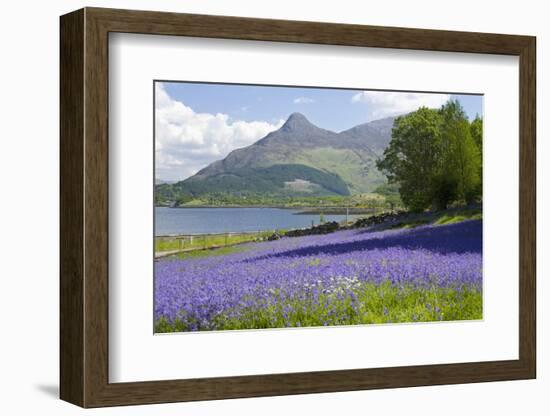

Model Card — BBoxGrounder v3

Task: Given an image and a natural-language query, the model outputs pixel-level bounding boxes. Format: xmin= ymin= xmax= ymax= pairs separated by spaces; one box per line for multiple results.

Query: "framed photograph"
xmin=60 ymin=7 xmax=536 ymax=408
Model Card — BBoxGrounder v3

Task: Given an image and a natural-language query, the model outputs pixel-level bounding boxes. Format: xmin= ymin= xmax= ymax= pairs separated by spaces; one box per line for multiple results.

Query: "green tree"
xmin=439 ymin=101 xmax=481 ymax=204
xmin=377 ymin=100 xmax=482 ymax=211
xmin=470 ymin=115 xmax=483 ymax=155
xmin=470 ymin=115 xmax=483 ymax=199
xmin=175 ymin=194 xmax=193 ymax=206
xmin=376 ymin=107 xmax=443 ymax=211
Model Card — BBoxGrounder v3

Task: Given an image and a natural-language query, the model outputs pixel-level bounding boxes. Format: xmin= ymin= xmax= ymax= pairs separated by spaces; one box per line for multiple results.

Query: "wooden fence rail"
xmin=154 ymin=230 xmax=278 ymax=258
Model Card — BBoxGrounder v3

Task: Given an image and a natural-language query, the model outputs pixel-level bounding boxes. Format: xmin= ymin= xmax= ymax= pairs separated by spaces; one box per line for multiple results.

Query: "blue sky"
xmin=155 ymin=81 xmax=483 ymax=182
xmin=161 ymin=81 xmax=482 ymax=132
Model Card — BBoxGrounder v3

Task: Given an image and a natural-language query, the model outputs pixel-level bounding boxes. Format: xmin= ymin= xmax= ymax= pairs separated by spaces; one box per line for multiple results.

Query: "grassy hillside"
xmin=158 ymin=164 xmax=351 ymax=202
xmin=289 ymin=147 xmax=387 ymax=194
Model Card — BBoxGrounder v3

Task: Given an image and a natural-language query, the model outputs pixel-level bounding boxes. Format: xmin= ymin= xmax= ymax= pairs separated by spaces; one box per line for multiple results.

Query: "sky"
xmin=155 ymin=81 xmax=483 ymax=182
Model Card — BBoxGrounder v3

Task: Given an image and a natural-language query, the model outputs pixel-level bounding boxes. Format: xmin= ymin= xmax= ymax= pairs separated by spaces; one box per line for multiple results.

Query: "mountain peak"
xmin=281 ymin=112 xmax=312 ymax=131
xmin=288 ymin=112 xmax=308 ymax=121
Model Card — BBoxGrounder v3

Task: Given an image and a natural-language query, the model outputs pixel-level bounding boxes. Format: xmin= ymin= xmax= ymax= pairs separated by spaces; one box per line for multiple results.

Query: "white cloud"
xmin=155 ymin=83 xmax=283 ymax=182
xmin=351 ymin=91 xmax=450 ymax=121
xmin=293 ymin=96 xmax=315 ymax=104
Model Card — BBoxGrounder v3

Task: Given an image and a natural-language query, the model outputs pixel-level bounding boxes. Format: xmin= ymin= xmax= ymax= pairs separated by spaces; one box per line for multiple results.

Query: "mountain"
xmin=340 ymin=116 xmax=395 ymax=156
xmin=155 ymin=179 xmax=176 ymax=185
xmin=158 ymin=113 xmax=395 ymax=200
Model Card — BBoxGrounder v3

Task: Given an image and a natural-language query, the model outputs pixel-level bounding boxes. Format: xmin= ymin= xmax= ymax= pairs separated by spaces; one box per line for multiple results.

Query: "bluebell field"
xmin=154 ymin=220 xmax=482 ymax=332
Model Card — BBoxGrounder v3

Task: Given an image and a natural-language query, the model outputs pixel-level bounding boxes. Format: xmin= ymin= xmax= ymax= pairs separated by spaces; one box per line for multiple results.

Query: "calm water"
xmin=155 ymin=207 xmax=357 ymax=236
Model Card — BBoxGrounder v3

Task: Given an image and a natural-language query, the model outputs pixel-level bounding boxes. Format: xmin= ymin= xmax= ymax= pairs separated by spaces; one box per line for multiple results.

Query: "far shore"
xmin=155 ymin=205 xmax=379 ymax=214
xmin=157 ymin=204 xmax=294 ymax=209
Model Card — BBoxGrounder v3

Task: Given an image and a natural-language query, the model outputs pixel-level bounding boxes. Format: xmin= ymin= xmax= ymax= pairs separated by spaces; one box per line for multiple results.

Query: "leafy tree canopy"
xmin=376 ymin=100 xmax=482 ymax=211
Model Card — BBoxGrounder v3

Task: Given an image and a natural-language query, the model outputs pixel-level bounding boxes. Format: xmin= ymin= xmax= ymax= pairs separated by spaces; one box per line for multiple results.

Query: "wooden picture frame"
xmin=60 ymin=7 xmax=536 ymax=408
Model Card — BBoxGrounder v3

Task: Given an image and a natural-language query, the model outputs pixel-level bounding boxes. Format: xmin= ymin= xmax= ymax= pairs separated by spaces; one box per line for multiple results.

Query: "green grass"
xmin=392 ymin=208 xmax=482 ymax=230
xmin=433 ymin=209 xmax=482 ymax=225
xmin=155 ymin=281 xmax=482 ymax=332
xmin=155 ymin=230 xmax=277 ymax=254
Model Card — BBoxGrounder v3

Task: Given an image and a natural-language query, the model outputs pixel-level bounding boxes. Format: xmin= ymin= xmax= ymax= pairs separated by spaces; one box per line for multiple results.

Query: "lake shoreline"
xmin=158 ymin=205 xmax=295 ymax=209
xmin=156 ymin=204 xmax=377 ymax=214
